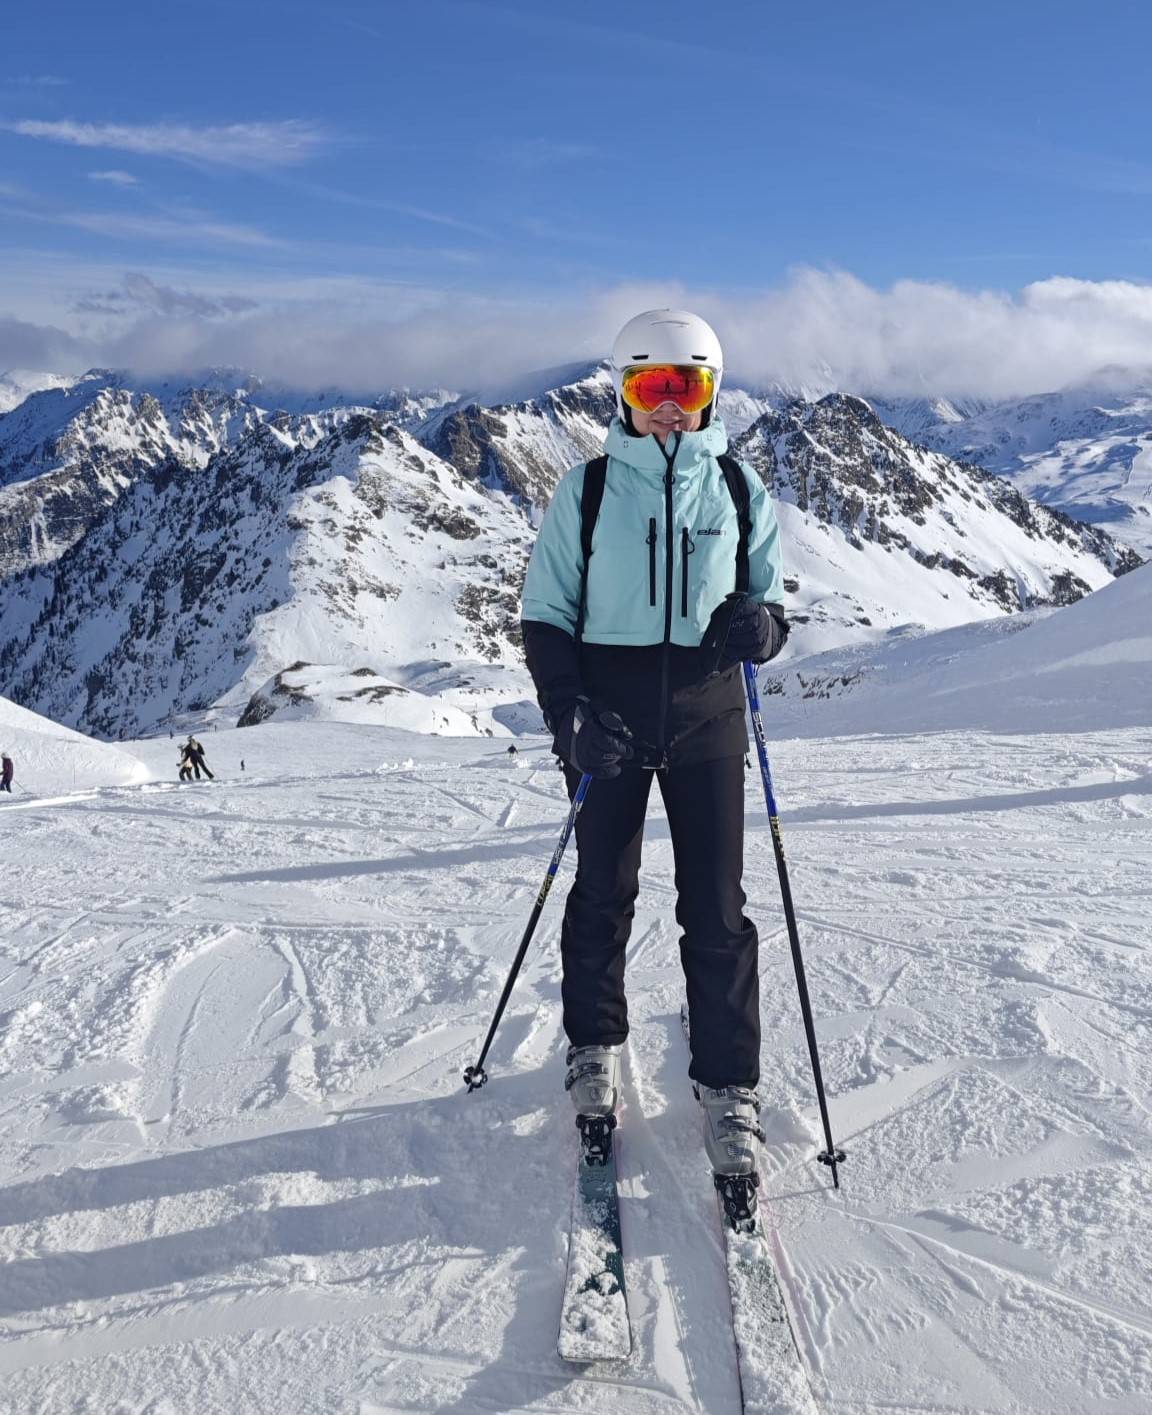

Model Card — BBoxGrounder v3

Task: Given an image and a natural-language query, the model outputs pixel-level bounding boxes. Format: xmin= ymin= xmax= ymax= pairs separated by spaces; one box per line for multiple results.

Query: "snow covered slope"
xmin=0 ymin=369 xmax=458 ymax=580
xmin=736 ymin=394 xmax=1140 ymax=653
xmin=0 ymin=367 xmax=1141 ymax=741
xmin=771 ymin=559 xmax=1152 ymax=736
xmin=0 ymin=369 xmax=79 ymax=415
xmin=0 ymin=414 xmax=534 ymax=739
xmin=237 ymin=662 xmax=511 ymax=736
xmin=873 ymin=378 xmax=1152 ymax=555
xmin=0 ymin=699 xmax=1148 ymax=1411
xmin=0 ymin=693 xmax=147 ymax=795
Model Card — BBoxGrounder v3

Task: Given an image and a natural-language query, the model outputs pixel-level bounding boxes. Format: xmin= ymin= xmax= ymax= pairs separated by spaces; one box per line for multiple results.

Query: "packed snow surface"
xmin=768 ymin=560 xmax=1152 ymax=738
xmin=1 ymin=679 xmax=1150 ymax=1409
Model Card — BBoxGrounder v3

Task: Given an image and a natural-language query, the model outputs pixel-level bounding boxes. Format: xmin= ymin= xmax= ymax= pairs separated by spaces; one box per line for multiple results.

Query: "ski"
xmin=682 ymin=1004 xmax=818 ymax=1413
xmin=557 ymin=1115 xmax=632 ymax=1362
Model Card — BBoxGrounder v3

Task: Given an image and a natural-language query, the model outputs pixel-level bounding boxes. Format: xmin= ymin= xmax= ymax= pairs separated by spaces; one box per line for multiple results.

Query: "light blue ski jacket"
xmin=521 ymin=417 xmax=784 ymax=645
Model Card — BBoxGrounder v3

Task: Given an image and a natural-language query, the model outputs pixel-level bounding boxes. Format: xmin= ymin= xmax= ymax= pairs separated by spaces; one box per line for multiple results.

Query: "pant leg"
xmin=658 ymin=755 xmax=760 ymax=1088
xmin=560 ymin=765 xmax=654 ymax=1048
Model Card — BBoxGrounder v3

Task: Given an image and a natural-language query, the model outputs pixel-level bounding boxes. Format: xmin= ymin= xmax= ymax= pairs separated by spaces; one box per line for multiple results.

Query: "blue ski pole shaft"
xmin=464 ymin=772 xmax=592 ymax=1091
xmin=744 ymin=661 xmax=845 ymax=1188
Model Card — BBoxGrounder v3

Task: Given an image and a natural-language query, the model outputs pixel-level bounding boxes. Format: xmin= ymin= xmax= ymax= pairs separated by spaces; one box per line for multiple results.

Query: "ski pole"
xmin=743 ymin=661 xmax=846 ymax=1189
xmin=464 ymin=771 xmax=593 ymax=1092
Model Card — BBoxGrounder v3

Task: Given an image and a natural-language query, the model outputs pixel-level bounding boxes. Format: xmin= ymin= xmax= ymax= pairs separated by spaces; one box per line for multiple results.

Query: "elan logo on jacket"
xmin=697 ymin=528 xmax=723 ymax=536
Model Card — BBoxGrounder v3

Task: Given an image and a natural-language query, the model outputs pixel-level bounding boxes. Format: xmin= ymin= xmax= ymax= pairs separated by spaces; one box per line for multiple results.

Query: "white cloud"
xmin=704 ymin=270 xmax=1152 ymax=398
xmin=7 ymin=266 xmax=1152 ymax=400
xmin=88 ymin=170 xmax=140 ymax=186
xmin=2 ymin=119 xmax=326 ymax=167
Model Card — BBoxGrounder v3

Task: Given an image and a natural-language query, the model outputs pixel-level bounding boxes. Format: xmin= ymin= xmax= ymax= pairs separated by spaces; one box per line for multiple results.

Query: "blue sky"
xmin=2 ymin=0 xmax=1152 ymax=394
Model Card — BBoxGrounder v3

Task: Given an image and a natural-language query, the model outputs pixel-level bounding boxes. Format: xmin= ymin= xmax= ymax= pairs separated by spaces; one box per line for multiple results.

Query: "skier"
xmin=185 ymin=736 xmax=214 ymax=781
xmin=0 ymin=753 xmax=12 ymax=793
xmin=520 ymin=309 xmax=789 ymax=1189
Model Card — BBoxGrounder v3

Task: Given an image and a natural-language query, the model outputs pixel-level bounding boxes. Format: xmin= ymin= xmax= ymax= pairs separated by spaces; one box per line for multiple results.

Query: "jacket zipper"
xmin=680 ymin=526 xmax=694 ymax=617
xmin=647 ymin=518 xmax=657 ymax=607
xmin=656 ymin=438 xmax=677 ymax=761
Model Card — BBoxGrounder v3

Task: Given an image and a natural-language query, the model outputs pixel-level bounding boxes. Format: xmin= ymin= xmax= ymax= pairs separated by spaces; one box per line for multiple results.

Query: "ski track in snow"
xmin=0 ymin=721 xmax=1150 ymax=1412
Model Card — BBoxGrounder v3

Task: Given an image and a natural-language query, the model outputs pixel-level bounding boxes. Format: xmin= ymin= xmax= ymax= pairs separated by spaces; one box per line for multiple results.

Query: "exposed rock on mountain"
xmin=734 ymin=394 xmax=1140 ymax=644
xmin=419 ymin=367 xmax=616 ymax=507
xmin=0 ymin=372 xmax=260 ymax=577
xmin=0 ymin=368 xmax=1142 ymax=739
xmin=870 ymin=380 xmax=1152 ymax=555
xmin=0 ymin=412 xmax=531 ymax=738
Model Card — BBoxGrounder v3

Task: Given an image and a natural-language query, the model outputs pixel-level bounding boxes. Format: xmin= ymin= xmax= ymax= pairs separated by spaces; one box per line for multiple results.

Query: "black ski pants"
xmin=561 ymin=756 xmax=760 ymax=1089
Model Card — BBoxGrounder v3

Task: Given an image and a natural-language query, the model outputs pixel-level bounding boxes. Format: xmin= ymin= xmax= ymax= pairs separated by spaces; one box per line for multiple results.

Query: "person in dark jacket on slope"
xmin=520 ymin=309 xmax=789 ymax=1185
xmin=1 ymin=753 xmax=13 ymax=793
xmin=185 ymin=736 xmax=214 ymax=781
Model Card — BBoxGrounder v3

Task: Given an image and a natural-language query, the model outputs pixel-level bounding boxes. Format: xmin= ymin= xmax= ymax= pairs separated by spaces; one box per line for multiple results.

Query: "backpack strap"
xmin=717 ymin=454 xmax=752 ymax=594
xmin=576 ymin=454 xmax=609 ymax=642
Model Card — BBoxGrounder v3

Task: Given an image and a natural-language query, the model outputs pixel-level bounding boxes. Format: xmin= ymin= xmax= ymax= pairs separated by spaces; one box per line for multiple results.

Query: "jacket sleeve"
xmin=741 ymin=461 xmax=785 ymax=606
xmin=521 ymin=620 xmax=583 ymax=731
xmin=520 ymin=464 xmax=586 ymax=634
xmin=520 ymin=464 xmax=588 ymax=729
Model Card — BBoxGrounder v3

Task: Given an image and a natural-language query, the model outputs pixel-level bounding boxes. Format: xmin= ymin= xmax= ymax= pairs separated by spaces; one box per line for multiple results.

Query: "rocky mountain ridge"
xmin=871 ymin=379 xmax=1152 ymax=554
xmin=0 ymin=366 xmax=1142 ymax=739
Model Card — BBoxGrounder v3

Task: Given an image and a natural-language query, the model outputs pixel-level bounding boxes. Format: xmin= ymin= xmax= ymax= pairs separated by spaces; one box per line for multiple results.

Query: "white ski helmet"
xmin=609 ymin=308 xmax=724 ymax=423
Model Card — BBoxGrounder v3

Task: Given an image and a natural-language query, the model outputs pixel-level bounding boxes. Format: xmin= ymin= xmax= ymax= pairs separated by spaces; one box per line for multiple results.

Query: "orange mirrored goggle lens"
xmin=621 ymin=363 xmax=716 ymax=414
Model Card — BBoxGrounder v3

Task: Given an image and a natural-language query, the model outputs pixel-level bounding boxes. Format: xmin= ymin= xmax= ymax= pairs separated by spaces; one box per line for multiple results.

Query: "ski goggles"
xmin=620 ymin=363 xmax=716 ymax=415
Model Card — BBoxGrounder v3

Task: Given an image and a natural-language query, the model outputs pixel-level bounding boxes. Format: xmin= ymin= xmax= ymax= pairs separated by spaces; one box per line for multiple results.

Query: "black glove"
xmin=555 ymin=698 xmax=634 ymax=779
xmin=700 ymin=593 xmax=789 ymax=675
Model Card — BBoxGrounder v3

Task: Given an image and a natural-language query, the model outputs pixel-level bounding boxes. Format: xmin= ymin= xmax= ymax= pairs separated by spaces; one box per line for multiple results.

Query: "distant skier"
xmin=520 ymin=309 xmax=789 ymax=1195
xmin=0 ymin=753 xmax=12 ymax=793
xmin=506 ymin=744 xmax=518 ymax=756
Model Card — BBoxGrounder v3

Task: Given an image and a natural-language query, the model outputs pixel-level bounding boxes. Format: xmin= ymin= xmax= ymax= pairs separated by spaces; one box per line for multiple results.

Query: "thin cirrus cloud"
xmin=1 ymin=118 xmax=327 ymax=167
xmin=0 ymin=194 xmax=288 ymax=249
xmin=64 ymin=209 xmax=288 ymax=248
xmin=88 ymin=170 xmax=140 ymax=186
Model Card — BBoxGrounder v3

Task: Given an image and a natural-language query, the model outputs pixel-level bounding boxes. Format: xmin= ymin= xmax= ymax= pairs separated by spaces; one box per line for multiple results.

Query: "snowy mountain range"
xmin=871 ymin=375 xmax=1152 ymax=555
xmin=0 ymin=365 xmax=1144 ymax=740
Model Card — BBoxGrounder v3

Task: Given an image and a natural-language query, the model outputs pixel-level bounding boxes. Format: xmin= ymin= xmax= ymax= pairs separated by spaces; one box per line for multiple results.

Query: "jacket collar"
xmin=603 ymin=416 xmax=730 ymax=476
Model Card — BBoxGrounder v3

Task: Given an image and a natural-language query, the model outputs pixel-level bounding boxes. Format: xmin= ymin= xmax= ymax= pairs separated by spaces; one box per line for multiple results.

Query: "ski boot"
xmin=695 ymin=1083 xmax=766 ymax=1233
xmin=565 ymin=1043 xmax=622 ymax=1167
